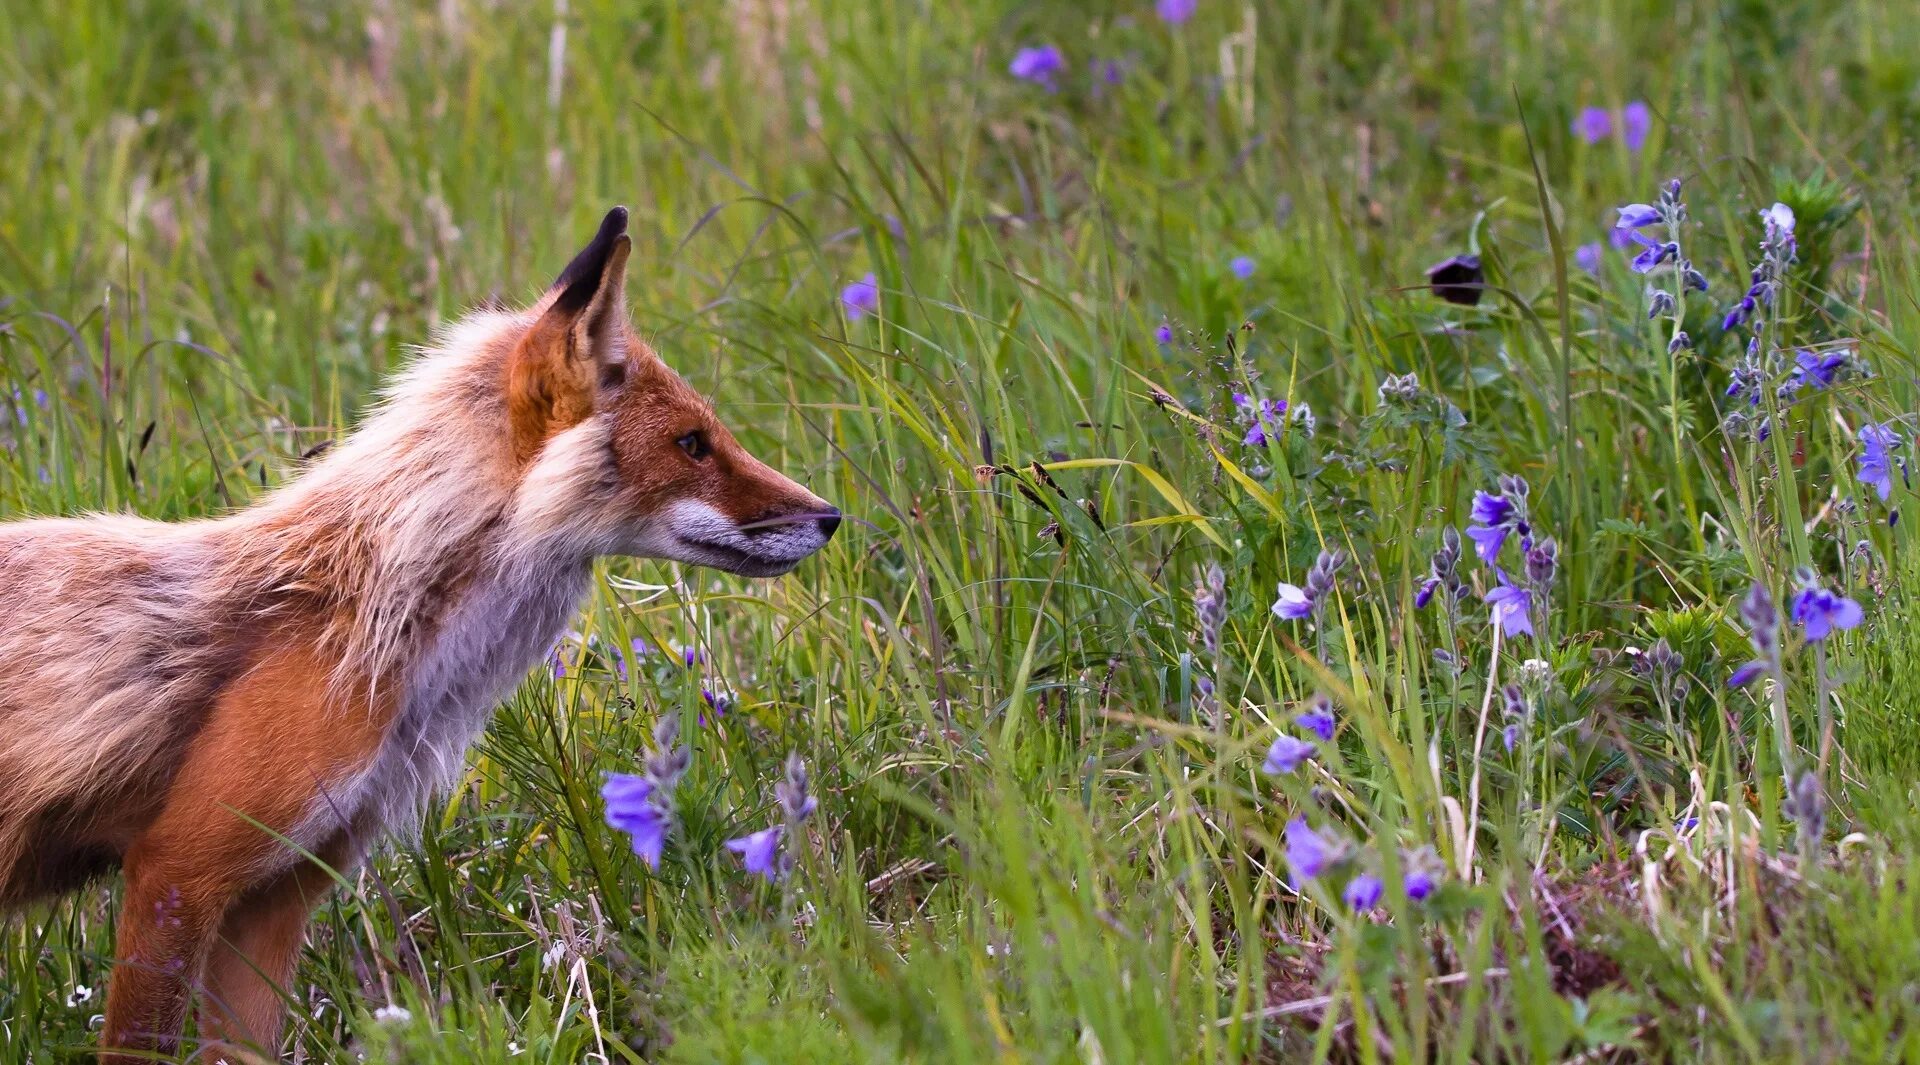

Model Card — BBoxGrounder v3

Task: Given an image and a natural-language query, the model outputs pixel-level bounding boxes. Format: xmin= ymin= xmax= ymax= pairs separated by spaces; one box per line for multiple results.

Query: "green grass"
xmin=5 ymin=0 xmax=1920 ymax=1060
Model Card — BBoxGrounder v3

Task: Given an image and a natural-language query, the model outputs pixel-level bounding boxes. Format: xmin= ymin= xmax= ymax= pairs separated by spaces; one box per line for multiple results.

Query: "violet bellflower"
xmin=1790 ymin=582 xmax=1864 ymax=642
xmin=1858 ymin=422 xmax=1901 ymax=502
xmin=1574 ymin=242 xmax=1603 ymax=274
xmin=724 ymin=826 xmax=784 ymax=881
xmin=1343 ymin=873 xmax=1384 ymax=911
xmin=1401 ymin=847 xmax=1443 ymax=901
xmin=1156 ymin=0 xmax=1198 ymax=24
xmin=841 ymin=273 xmax=879 ymax=318
xmin=1295 ymin=694 xmax=1336 ymax=742
xmin=1465 ymin=478 xmax=1531 ymax=565
xmin=1571 ymin=107 xmax=1612 ymax=144
xmin=1484 ymin=573 xmax=1535 ymax=639
xmin=1791 ymin=349 xmax=1850 ymax=391
xmin=1262 ymin=733 xmax=1317 ymax=775
xmin=1009 ymin=45 xmax=1065 ymax=90
xmin=1284 ymin=818 xmax=1334 ymax=880
xmin=725 ymin=753 xmax=817 ymax=882
xmin=1620 ymin=101 xmax=1652 ymax=152
xmin=1271 ymin=549 xmax=1346 ymax=623
xmin=602 ymin=773 xmax=669 ymax=868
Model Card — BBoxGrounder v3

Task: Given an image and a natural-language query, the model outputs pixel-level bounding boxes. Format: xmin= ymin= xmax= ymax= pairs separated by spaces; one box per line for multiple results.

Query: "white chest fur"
xmin=299 ymin=556 xmax=591 ymax=846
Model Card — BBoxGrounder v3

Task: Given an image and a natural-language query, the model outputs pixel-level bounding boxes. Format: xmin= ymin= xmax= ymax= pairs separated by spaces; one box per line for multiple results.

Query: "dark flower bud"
xmin=1424 ymin=254 xmax=1485 ymax=306
xmin=1525 ymin=537 xmax=1559 ymax=589
xmin=1647 ymin=289 xmax=1675 ymax=319
xmin=1668 ymin=331 xmax=1692 ymax=354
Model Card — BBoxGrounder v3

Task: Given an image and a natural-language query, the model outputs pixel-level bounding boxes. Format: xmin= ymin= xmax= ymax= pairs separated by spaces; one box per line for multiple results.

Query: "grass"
xmin=4 ymin=0 xmax=1920 ymax=1060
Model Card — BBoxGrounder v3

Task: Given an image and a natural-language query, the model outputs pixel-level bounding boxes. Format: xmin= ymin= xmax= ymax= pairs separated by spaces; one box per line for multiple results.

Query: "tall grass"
xmin=4 ymin=1 xmax=1920 ymax=1061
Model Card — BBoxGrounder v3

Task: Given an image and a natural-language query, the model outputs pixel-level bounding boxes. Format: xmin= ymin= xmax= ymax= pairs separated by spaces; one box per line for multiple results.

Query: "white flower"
xmin=1761 ymin=202 xmax=1796 ymax=234
xmin=67 ymin=984 xmax=93 ymax=1007
xmin=372 ymin=1004 xmax=412 ymax=1024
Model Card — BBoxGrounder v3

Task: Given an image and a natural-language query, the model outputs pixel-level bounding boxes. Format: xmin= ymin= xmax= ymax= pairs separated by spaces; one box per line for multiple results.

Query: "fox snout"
xmin=654 ymin=497 xmax=837 ymax=578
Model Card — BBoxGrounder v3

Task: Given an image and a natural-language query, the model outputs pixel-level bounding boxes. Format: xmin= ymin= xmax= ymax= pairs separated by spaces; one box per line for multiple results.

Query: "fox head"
xmin=502 ymin=206 xmax=837 ymax=577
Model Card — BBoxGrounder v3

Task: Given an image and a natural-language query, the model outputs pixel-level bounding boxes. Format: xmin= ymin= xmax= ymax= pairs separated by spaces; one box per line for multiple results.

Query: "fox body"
xmin=0 ymin=208 xmax=837 ymax=1061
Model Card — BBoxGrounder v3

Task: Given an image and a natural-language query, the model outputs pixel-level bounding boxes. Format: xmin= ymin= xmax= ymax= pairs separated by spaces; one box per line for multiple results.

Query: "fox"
xmin=0 ymin=206 xmax=839 ymax=1062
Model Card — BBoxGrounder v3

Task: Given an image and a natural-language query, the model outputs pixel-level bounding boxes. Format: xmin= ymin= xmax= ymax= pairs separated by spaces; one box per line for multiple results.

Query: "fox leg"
xmin=103 ymin=833 xmax=252 ymax=1061
xmin=192 ymin=832 xmax=361 ymax=1063
xmin=99 ymin=636 xmax=391 ymax=1063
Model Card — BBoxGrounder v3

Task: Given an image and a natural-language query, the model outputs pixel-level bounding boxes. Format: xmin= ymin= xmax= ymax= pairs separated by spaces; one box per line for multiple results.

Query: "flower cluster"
xmin=1722 ymin=203 xmax=1796 ymax=333
xmin=1283 ymin=819 xmax=1442 ymax=912
xmin=1464 ymin=475 xmax=1532 ymax=564
xmin=602 ymin=717 xmax=692 ymax=869
xmin=1728 ymin=574 xmax=1863 ymax=689
xmin=725 ymin=752 xmax=817 ymax=882
xmin=1272 ymin=549 xmax=1346 ymax=623
xmin=1415 ymin=526 xmax=1468 ymax=612
xmin=1233 ymin=391 xmax=1289 ymax=447
xmin=1628 ymin=637 xmax=1689 ymax=706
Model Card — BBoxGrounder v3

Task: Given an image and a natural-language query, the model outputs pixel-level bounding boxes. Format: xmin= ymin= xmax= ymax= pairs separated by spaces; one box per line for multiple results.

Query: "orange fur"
xmin=0 ymin=207 xmax=838 ymax=1060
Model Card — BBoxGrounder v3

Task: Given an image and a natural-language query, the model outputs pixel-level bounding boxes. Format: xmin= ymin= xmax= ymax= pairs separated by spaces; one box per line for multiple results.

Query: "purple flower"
xmin=1761 ymin=202 xmax=1796 ymax=234
xmin=1791 ymin=585 xmax=1863 ymax=642
xmin=1262 ymin=733 xmax=1316 ymax=775
xmin=1574 ymin=242 xmax=1603 ymax=274
xmin=725 ymin=826 xmax=784 ymax=880
xmin=1722 ymin=296 xmax=1755 ymax=332
xmin=1484 ymin=576 xmax=1535 ymax=639
xmin=1229 ymin=255 xmax=1256 ymax=280
xmin=1572 ymin=106 xmax=1613 ymax=144
xmin=1156 ymin=0 xmax=1198 ymax=23
xmin=1154 ymin=322 xmax=1174 ymax=345
xmin=1294 ymin=699 xmax=1336 ymax=742
xmin=1404 ymin=868 xmax=1437 ymax=901
xmin=1091 ymin=58 xmax=1126 ymax=86
xmin=1010 ymin=45 xmax=1065 ymax=89
xmin=602 ymin=773 xmax=668 ymax=868
xmin=1629 ymin=236 xmax=1677 ymax=274
xmin=1858 ymin=422 xmax=1900 ymax=502
xmin=1284 ymin=818 xmax=1333 ymax=880
xmin=1615 ymin=203 xmax=1662 ymax=230
xmin=1727 ymin=660 xmax=1766 ymax=689
xmin=1470 ymin=489 xmax=1515 ymax=528
xmin=1609 ymin=226 xmax=1637 ymax=251
xmin=1238 ymin=395 xmax=1287 ymax=446
xmin=1271 ymin=582 xmax=1313 ymax=621
xmin=1620 ymin=101 xmax=1652 ymax=152
xmin=1465 ymin=491 xmax=1517 ymax=564
xmin=1791 ymin=349 xmax=1848 ymax=390
xmin=1343 ymin=873 xmax=1384 ymax=911
xmin=841 ymin=273 xmax=879 ymax=318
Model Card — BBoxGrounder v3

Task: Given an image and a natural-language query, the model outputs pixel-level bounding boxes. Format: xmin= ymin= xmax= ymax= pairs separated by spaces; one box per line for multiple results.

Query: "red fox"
xmin=0 ymin=207 xmax=838 ymax=1062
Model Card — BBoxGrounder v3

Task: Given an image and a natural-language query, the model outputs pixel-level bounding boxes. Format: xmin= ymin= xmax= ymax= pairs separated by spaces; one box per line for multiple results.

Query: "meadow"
xmin=6 ymin=0 xmax=1920 ymax=1061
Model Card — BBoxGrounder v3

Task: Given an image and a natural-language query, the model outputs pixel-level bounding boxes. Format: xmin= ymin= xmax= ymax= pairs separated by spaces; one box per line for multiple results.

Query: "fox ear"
xmin=508 ymin=207 xmax=632 ymax=461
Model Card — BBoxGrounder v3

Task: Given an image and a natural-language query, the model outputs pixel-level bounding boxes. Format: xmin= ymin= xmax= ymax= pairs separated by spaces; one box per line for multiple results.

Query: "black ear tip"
xmin=552 ymin=206 xmax=633 ymax=308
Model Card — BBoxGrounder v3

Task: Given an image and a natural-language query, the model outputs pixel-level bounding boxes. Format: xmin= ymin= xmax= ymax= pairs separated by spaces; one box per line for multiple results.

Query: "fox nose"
xmin=817 ymin=507 xmax=841 ymax=540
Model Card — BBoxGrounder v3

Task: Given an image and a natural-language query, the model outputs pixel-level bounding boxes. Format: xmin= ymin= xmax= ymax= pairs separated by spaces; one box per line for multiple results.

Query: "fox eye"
xmin=676 ymin=431 xmax=710 ymax=461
